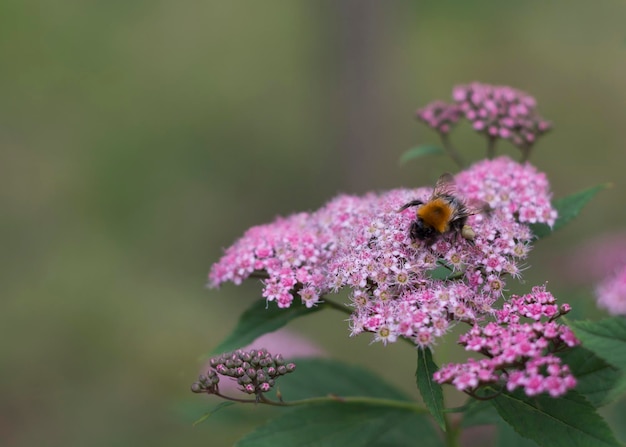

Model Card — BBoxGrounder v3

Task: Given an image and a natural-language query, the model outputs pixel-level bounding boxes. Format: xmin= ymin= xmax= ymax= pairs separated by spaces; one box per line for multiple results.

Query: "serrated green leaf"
xmin=235 ymin=401 xmax=443 ymax=447
xmin=530 ymin=184 xmax=609 ymax=239
xmin=461 ymin=400 xmax=539 ymax=446
xmin=416 ymin=348 xmax=446 ymax=430
xmin=492 ymin=389 xmax=621 ymax=447
xmin=552 ymin=183 xmax=610 ymax=232
xmin=569 ymin=317 xmax=626 ymax=371
xmin=399 ymin=145 xmax=445 ymax=166
xmin=558 ymin=346 xmax=624 ymax=407
xmin=210 ymin=299 xmax=323 ymax=355
xmin=276 ymin=358 xmax=411 ymax=401
xmin=193 ymin=401 xmax=236 ymax=426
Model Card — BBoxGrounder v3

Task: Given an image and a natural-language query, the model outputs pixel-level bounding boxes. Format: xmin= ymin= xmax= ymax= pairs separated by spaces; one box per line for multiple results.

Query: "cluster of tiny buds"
xmin=191 ymin=348 xmax=296 ymax=396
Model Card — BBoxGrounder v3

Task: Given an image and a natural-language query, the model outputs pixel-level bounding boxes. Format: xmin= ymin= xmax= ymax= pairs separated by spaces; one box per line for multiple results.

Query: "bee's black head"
xmin=410 ymin=219 xmax=436 ymax=241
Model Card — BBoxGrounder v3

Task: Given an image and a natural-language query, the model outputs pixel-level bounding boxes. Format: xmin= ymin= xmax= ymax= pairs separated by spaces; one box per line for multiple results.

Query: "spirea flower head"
xmin=596 ymin=263 xmax=626 ymax=316
xmin=209 ymin=156 xmax=557 ymax=350
xmin=191 ymin=348 xmax=296 ymax=396
xmin=434 ymin=285 xmax=578 ymax=398
xmin=452 ymin=82 xmax=551 ymax=149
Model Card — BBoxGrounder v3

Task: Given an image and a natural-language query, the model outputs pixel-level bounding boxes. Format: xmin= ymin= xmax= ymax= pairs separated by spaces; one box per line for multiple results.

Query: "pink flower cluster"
xmin=209 ymin=157 xmax=558 ymax=351
xmin=561 ymin=232 xmax=626 ymax=315
xmin=416 ymin=83 xmax=550 ymax=150
xmin=596 ymin=264 xmax=626 ymax=316
xmin=415 ymin=100 xmax=463 ymax=134
xmin=334 ymin=184 xmax=536 ymax=347
xmin=565 ymin=232 xmax=626 ymax=284
xmin=434 ymin=286 xmax=578 ymax=398
xmin=455 ymin=156 xmax=557 ymax=226
xmin=334 ymin=157 xmax=558 ymax=347
xmin=208 ymin=212 xmax=324 ymax=308
xmin=452 ymin=82 xmax=551 ymax=148
xmin=209 ymin=195 xmax=371 ymax=308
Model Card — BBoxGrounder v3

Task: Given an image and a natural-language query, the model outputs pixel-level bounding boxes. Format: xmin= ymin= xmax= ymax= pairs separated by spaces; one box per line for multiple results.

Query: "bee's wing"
xmin=431 ymin=172 xmax=457 ymax=198
xmin=433 ymin=172 xmax=490 ymax=219
xmin=462 ymin=199 xmax=491 ymax=218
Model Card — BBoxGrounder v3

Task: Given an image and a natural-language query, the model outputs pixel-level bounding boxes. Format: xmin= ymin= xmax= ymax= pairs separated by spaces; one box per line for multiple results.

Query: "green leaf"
xmin=606 ymin=395 xmax=626 ymax=444
xmin=193 ymin=401 xmax=236 ymax=426
xmin=428 ymin=264 xmax=454 ymax=280
xmin=276 ymin=358 xmax=411 ymax=401
xmin=235 ymin=401 xmax=443 ymax=447
xmin=558 ymin=346 xmax=624 ymax=407
xmin=461 ymin=400 xmax=539 ymax=446
xmin=416 ymin=347 xmax=446 ymax=430
xmin=496 ymin=422 xmax=540 ymax=447
xmin=492 ymin=389 xmax=621 ymax=447
xmin=569 ymin=317 xmax=626 ymax=371
xmin=399 ymin=145 xmax=445 ymax=166
xmin=461 ymin=399 xmax=500 ymax=427
xmin=210 ymin=299 xmax=323 ymax=355
xmin=530 ymin=184 xmax=609 ymax=239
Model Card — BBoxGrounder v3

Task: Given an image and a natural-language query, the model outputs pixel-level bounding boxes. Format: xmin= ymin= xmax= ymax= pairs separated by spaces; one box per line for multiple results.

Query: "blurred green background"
xmin=2 ymin=1 xmax=626 ymax=445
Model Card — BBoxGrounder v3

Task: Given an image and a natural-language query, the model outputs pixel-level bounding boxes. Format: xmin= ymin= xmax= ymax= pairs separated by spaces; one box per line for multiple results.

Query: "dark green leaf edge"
xmin=416 ymin=347 xmax=446 ymax=431
xmin=210 ymin=299 xmax=324 ymax=355
xmin=399 ymin=145 xmax=445 ymax=166
xmin=558 ymin=345 xmax=625 ymax=407
xmin=492 ymin=390 xmax=621 ymax=447
xmin=530 ymin=183 xmax=610 ymax=239
xmin=568 ymin=317 xmax=626 ymax=371
xmin=235 ymin=401 xmax=443 ymax=447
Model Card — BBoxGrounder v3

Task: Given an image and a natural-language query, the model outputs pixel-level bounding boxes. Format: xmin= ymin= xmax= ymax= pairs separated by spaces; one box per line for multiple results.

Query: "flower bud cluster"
xmin=452 ymin=82 xmax=551 ymax=149
xmin=191 ymin=368 xmax=220 ymax=394
xmin=434 ymin=286 xmax=579 ymax=398
xmin=192 ymin=348 xmax=296 ymax=396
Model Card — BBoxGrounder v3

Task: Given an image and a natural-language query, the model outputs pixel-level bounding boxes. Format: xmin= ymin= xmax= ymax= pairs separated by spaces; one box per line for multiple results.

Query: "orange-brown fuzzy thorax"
xmin=416 ymin=198 xmax=452 ymax=234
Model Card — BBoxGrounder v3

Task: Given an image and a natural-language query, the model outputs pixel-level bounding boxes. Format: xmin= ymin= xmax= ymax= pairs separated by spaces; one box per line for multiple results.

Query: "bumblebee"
xmin=398 ymin=173 xmax=483 ymax=243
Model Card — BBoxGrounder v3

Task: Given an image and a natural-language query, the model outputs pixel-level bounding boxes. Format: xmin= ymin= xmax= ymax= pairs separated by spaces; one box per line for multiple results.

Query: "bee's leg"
xmin=397 ymin=200 xmax=424 ymax=212
xmin=449 ymin=218 xmax=464 ymax=233
xmin=409 ymin=221 xmax=421 ymax=242
xmin=455 ymin=230 xmax=469 ymax=245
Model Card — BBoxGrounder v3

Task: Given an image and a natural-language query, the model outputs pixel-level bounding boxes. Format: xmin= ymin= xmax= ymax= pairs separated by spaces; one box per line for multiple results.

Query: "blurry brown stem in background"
xmin=487 ymin=137 xmax=497 ymax=159
xmin=440 ymin=133 xmax=466 ymax=168
xmin=330 ymin=0 xmax=391 ymax=192
xmin=520 ymin=144 xmax=533 ymax=163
